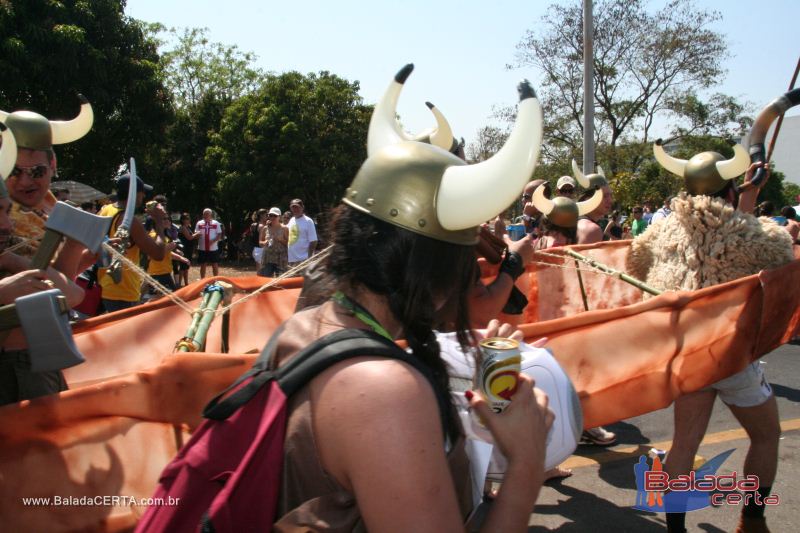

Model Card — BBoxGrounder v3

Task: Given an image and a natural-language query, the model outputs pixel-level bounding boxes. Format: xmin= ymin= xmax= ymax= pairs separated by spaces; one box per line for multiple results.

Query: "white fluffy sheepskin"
xmin=627 ymin=193 xmax=794 ymax=292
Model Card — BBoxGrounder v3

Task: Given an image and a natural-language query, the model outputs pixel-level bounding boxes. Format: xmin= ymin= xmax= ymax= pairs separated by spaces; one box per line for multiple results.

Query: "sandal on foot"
xmin=581 ymin=427 xmax=617 ymax=446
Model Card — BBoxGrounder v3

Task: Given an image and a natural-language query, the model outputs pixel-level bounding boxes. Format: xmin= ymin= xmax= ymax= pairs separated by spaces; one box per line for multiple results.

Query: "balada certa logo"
xmin=633 ymin=449 xmax=780 ymax=512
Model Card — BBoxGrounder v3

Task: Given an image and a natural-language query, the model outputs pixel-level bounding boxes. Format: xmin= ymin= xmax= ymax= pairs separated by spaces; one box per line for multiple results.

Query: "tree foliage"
xmin=0 ymin=0 xmax=171 ymax=189
xmin=158 ymin=27 xmax=263 ymax=110
xmin=150 ymin=26 xmax=264 ymax=218
xmin=511 ymin=0 xmax=729 ymax=171
xmin=206 ymin=71 xmax=371 ymax=229
xmin=466 ymin=125 xmax=508 ymax=163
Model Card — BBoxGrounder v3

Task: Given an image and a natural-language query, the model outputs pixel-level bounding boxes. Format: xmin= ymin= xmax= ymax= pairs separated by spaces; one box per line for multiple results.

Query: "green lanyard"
xmin=330 ymin=291 xmax=393 ymax=341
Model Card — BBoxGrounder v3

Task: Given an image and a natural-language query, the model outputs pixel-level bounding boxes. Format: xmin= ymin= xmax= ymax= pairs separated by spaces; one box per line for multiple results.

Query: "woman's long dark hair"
xmin=537 ymin=216 xmax=577 ymax=244
xmin=325 ymin=205 xmax=477 ymax=441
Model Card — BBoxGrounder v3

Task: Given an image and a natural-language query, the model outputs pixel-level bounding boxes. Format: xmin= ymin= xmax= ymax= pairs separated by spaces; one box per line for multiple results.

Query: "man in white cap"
xmin=556 ymin=175 xmax=577 ymax=199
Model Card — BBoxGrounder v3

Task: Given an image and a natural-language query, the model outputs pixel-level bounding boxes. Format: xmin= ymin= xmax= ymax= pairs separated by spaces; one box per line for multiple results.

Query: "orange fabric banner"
xmin=1 ymin=241 xmax=798 ymax=531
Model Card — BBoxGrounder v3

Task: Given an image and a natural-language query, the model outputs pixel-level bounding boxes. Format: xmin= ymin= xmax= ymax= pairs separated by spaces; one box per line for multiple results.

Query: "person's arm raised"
xmin=131 ymin=216 xmax=167 ymax=261
xmin=738 ymin=162 xmax=768 ymax=215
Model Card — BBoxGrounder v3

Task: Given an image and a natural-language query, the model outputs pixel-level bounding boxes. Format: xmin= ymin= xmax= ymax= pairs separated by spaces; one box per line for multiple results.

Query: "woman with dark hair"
xmin=534 ymin=215 xmax=578 ymax=249
xmin=268 ymin=69 xmax=552 ymax=531
xmin=603 ymin=210 xmax=624 ymax=241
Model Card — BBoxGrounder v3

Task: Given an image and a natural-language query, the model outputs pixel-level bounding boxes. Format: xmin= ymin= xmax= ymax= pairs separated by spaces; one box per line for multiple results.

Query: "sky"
xmin=125 ymin=0 xmax=800 ymax=149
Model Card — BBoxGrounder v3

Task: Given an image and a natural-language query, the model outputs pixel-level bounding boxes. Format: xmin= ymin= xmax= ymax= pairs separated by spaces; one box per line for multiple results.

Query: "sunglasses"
xmin=10 ymin=164 xmax=49 ymax=180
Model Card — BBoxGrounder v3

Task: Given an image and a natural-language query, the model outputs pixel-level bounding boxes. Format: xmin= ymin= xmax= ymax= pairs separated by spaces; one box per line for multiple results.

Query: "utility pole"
xmin=583 ymin=0 xmax=595 ymax=174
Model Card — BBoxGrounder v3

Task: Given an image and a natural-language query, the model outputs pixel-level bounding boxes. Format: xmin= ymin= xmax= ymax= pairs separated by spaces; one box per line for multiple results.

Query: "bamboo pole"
xmin=182 ymin=290 xmax=211 ymax=346
xmin=192 ymin=285 xmax=226 ymax=351
xmin=561 ymin=248 xmax=663 ymax=296
xmin=574 ymin=260 xmax=590 ymax=311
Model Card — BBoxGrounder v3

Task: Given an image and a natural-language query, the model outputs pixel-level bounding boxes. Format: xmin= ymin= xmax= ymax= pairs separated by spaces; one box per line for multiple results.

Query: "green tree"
xmin=159 ymin=27 xmax=263 ymax=110
xmin=206 ymin=71 xmax=371 ymax=233
xmin=781 ymin=181 xmax=800 ymax=208
xmin=0 ymin=0 xmax=171 ymax=188
xmin=466 ymin=125 xmax=508 ymax=163
xmin=152 ymin=26 xmax=264 ymax=217
xmin=511 ymin=0 xmax=728 ymax=172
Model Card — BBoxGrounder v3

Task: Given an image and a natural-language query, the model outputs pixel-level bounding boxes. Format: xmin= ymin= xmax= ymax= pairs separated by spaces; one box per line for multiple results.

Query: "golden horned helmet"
xmin=531 ymin=183 xmax=603 ymax=228
xmin=653 ymin=139 xmax=750 ymax=196
xmin=344 ymin=64 xmax=543 ymax=245
xmin=0 ymin=95 xmax=93 ymax=151
xmin=571 ymin=159 xmax=608 ymax=189
xmin=368 ymin=63 xmax=458 ymax=153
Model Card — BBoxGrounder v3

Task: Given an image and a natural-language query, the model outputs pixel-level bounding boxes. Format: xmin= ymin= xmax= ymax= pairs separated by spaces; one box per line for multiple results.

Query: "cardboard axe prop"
xmin=30 ymin=201 xmax=112 ymax=270
xmin=106 ymin=157 xmax=139 ymax=283
xmin=0 ymin=290 xmax=84 ymax=372
xmin=0 ymin=203 xmax=112 ymax=371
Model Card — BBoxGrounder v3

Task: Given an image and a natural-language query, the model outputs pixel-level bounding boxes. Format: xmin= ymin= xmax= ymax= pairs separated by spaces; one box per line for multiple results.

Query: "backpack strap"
xmin=202 ymin=323 xmax=286 ymax=420
xmin=203 ymin=328 xmax=453 ymax=440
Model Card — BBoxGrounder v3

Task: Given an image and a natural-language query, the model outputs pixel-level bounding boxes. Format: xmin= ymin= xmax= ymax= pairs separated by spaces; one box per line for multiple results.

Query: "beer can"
xmin=476 ymin=337 xmax=522 ymax=413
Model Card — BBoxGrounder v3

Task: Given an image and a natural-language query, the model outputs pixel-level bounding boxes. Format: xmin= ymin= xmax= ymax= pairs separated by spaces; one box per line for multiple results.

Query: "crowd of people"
xmin=0 ymin=74 xmax=798 ymax=533
xmin=499 ymin=178 xmax=799 ymax=248
xmin=241 ymin=198 xmax=319 ymax=277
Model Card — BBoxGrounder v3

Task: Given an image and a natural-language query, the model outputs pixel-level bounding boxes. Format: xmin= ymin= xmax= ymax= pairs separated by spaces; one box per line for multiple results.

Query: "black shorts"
xmin=198 ymin=250 xmax=220 ymax=264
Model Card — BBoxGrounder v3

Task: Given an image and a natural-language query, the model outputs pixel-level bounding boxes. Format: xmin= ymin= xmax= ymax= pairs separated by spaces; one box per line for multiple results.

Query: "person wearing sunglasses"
xmin=1 ymin=97 xmax=93 ymax=279
xmin=0 ymin=124 xmax=85 ymax=406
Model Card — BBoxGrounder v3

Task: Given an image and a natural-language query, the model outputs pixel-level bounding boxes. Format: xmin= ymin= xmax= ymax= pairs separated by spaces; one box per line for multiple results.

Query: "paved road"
xmin=474 ymin=342 xmax=800 ymax=532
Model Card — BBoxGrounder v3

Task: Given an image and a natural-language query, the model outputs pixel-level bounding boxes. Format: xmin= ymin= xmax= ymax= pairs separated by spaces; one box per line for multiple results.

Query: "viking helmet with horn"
xmin=531 ymin=183 xmax=603 ymax=228
xmin=653 ymin=138 xmax=750 ymax=196
xmin=571 ymin=159 xmax=608 ymax=189
xmin=345 ymin=64 xmax=543 ymax=245
xmin=0 ymin=95 xmax=93 ymax=151
xmin=745 ymin=87 xmax=800 ymax=190
xmin=367 ymin=64 xmax=459 ymax=154
xmin=0 ymin=123 xmax=17 ymax=198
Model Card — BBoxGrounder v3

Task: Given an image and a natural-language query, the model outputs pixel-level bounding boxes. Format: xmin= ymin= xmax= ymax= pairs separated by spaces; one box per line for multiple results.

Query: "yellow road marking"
xmin=561 ymin=418 xmax=800 ymax=470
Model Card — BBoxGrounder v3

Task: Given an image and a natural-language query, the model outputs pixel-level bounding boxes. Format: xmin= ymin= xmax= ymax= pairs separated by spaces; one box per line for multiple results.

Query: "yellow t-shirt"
xmin=147 ymin=230 xmax=173 ymax=276
xmin=98 ymin=203 xmax=142 ymax=302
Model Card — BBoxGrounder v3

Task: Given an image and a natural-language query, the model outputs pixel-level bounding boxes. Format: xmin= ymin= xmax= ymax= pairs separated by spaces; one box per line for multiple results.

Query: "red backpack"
xmin=136 ymin=328 xmax=450 ymax=532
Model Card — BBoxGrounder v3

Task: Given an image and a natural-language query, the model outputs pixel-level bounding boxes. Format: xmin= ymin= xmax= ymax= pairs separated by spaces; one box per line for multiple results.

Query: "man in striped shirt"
xmin=194 ymin=208 xmax=223 ymax=278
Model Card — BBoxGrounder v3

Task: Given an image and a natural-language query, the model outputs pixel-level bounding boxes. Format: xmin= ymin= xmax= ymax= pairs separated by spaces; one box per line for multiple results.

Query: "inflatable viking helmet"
xmin=367 ymin=64 xmax=459 ymax=154
xmin=0 ymin=95 xmax=93 ymax=151
xmin=571 ymin=159 xmax=608 ymax=189
xmin=531 ymin=183 xmax=603 ymax=228
xmin=345 ymin=64 xmax=543 ymax=245
xmin=653 ymin=139 xmax=749 ymax=196
xmin=0 ymin=123 xmax=17 ymax=198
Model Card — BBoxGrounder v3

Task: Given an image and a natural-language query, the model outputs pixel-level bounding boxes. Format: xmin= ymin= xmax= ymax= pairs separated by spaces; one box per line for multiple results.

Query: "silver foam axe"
xmin=0 ymin=290 xmax=84 ymax=372
xmin=106 ymin=157 xmax=139 ymax=283
xmin=30 ymin=201 xmax=113 ymax=270
xmin=2 ymin=203 xmax=112 ymax=372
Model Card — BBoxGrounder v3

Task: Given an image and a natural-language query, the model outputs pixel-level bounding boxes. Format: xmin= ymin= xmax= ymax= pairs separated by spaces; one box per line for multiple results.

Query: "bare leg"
xmin=212 ymin=263 xmax=219 ymax=276
xmin=200 ymin=264 xmax=207 ymax=279
xmin=727 ymin=395 xmax=781 ymax=486
xmin=664 ymin=389 xmax=716 ymax=532
xmin=665 ymin=389 xmax=717 ymax=478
